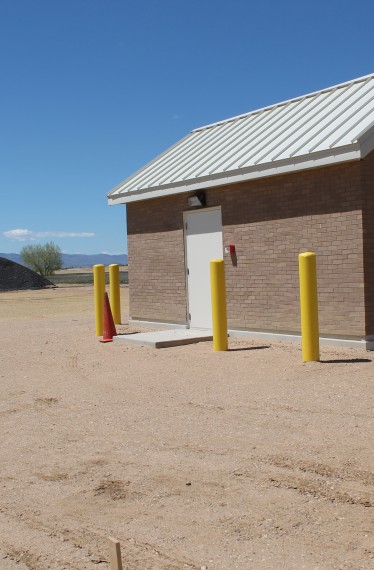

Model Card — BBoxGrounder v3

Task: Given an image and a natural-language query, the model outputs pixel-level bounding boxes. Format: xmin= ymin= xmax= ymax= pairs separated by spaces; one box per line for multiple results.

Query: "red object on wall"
xmin=229 ymin=244 xmax=236 ymax=255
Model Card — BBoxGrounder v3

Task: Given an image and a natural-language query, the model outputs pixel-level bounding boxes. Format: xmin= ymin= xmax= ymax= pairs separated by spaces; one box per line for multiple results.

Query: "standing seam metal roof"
xmin=108 ymin=73 xmax=374 ymax=204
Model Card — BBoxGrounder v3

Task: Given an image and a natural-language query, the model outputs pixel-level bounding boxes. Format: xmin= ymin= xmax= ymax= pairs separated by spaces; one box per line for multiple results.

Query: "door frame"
xmin=183 ymin=206 xmax=222 ymax=329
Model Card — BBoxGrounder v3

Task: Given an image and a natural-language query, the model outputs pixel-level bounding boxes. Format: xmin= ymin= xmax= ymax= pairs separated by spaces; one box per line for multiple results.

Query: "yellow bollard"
xmin=210 ymin=259 xmax=228 ymax=351
xmin=299 ymin=252 xmax=320 ymax=362
xmin=109 ymin=264 xmax=121 ymax=324
xmin=94 ymin=264 xmax=105 ymax=336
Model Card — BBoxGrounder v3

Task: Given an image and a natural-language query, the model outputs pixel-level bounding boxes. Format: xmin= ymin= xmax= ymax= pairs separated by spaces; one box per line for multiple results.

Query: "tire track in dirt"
xmin=0 ymin=396 xmax=60 ymax=418
xmin=267 ymin=474 xmax=373 ymax=507
xmin=0 ymin=499 xmax=200 ymax=570
xmin=266 ymin=455 xmax=374 ymax=486
xmin=0 ymin=509 xmax=99 ymax=570
xmin=233 ymin=454 xmax=374 ymax=508
xmin=0 ymin=408 xmax=18 ymax=417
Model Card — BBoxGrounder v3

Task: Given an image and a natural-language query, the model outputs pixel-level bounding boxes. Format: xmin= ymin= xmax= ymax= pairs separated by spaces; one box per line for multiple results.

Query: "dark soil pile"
xmin=0 ymin=257 xmax=54 ymax=291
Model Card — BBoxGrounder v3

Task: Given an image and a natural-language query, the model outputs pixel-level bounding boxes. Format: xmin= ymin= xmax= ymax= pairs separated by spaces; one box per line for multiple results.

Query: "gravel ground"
xmin=0 ymin=287 xmax=373 ymax=569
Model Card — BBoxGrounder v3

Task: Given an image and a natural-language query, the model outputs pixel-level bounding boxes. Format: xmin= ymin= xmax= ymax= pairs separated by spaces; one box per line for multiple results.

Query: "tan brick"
xmin=127 ymin=152 xmax=374 ymax=337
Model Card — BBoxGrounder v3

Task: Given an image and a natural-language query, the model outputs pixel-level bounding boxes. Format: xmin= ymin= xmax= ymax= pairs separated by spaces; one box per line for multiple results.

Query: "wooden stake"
xmin=108 ymin=537 xmax=123 ymax=570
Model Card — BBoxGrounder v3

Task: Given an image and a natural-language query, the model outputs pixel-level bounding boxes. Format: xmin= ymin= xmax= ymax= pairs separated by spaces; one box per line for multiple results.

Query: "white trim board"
xmin=108 ymin=147 xmax=361 ymax=205
xmin=129 ymin=319 xmax=188 ymax=330
xmin=228 ymin=330 xmax=374 ymax=351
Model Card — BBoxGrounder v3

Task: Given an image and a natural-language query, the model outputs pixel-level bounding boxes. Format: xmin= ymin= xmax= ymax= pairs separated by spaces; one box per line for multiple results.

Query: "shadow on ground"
xmin=228 ymin=346 xmax=270 ymax=352
xmin=320 ymin=358 xmax=372 ymax=364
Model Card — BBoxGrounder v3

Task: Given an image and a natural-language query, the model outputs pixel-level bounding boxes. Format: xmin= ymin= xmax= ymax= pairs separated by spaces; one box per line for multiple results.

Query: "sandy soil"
xmin=0 ymin=286 xmax=373 ymax=569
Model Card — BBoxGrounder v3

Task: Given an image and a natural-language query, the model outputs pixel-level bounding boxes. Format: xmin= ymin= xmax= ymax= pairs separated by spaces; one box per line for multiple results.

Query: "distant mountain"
xmin=0 ymin=252 xmax=127 ymax=268
xmin=61 ymin=253 xmax=128 ymax=268
xmin=0 ymin=253 xmax=22 ymax=264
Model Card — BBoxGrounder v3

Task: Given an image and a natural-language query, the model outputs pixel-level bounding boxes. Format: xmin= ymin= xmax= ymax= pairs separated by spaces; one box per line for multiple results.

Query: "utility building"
xmin=108 ymin=74 xmax=374 ymax=349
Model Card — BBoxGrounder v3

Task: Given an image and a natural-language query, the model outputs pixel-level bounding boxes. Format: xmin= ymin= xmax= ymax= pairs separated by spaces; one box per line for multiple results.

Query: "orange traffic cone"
xmin=100 ymin=292 xmax=117 ymax=343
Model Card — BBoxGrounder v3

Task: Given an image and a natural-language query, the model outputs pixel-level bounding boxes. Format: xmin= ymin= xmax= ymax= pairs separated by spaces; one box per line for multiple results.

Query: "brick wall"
xmin=362 ymin=150 xmax=374 ymax=336
xmin=127 ymin=194 xmax=187 ymax=323
xmin=127 ymin=159 xmax=367 ymax=338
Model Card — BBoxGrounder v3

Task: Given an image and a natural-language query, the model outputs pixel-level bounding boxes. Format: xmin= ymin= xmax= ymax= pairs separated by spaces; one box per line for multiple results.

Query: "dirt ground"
xmin=0 ymin=285 xmax=373 ymax=570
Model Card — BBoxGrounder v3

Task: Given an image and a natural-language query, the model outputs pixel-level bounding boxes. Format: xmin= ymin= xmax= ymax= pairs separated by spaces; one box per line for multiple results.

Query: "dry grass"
xmin=0 ymin=285 xmax=129 ymax=320
xmin=55 ymin=265 xmax=128 ymax=275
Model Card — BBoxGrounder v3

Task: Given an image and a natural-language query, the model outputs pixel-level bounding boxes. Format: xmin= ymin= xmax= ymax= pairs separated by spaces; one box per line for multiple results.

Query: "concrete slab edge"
xmin=126 ymin=320 xmax=374 ymax=351
xmin=113 ymin=333 xmax=212 ymax=348
xmin=113 ymin=336 xmax=158 ymax=347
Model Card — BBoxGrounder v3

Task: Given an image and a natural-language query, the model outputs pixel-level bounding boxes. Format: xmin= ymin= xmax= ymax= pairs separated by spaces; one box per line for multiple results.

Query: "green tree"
xmin=20 ymin=242 xmax=62 ymax=276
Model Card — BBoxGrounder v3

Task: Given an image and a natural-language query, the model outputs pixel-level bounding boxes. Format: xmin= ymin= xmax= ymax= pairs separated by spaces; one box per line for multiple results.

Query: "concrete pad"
xmin=113 ymin=328 xmax=213 ymax=348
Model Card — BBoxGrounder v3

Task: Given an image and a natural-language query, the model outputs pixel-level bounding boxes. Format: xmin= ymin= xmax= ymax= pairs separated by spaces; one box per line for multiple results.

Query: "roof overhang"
xmin=108 ymin=144 xmax=361 ymax=206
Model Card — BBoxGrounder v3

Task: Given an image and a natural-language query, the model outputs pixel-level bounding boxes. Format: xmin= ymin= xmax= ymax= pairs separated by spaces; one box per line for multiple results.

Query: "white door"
xmin=184 ymin=208 xmax=223 ymax=329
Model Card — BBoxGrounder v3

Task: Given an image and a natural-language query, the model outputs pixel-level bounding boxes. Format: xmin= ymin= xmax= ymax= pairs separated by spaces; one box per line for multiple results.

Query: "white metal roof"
xmin=108 ymin=73 xmax=374 ymax=205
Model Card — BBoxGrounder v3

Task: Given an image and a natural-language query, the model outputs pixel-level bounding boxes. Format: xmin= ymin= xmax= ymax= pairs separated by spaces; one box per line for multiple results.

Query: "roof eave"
xmin=356 ymin=123 xmax=374 ymax=158
xmin=108 ymin=145 xmax=361 ymax=206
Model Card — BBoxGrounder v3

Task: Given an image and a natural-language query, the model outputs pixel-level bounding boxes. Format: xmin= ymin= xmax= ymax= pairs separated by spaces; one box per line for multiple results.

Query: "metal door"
xmin=184 ymin=208 xmax=223 ymax=329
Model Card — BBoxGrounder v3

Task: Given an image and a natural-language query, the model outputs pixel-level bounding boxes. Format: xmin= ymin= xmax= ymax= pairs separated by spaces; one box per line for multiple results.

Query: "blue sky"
xmin=1 ymin=0 xmax=373 ymax=255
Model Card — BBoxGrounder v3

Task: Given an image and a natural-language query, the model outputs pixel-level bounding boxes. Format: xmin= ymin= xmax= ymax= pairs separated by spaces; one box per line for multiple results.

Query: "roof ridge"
xmin=192 ymin=73 xmax=374 ymax=133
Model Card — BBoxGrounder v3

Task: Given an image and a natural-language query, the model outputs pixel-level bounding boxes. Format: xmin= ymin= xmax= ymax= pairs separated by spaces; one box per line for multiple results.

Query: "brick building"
xmin=108 ymin=74 xmax=374 ymax=349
